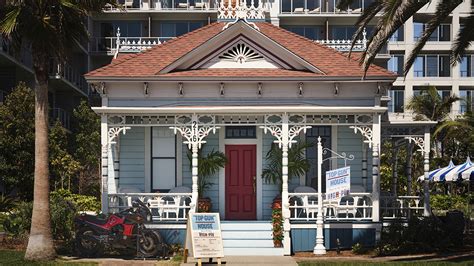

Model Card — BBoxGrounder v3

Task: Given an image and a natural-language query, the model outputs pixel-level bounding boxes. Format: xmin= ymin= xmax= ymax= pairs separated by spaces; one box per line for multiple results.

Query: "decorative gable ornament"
xmin=219 ymin=0 xmax=265 ymax=31
xmin=220 ymin=42 xmax=263 ymax=64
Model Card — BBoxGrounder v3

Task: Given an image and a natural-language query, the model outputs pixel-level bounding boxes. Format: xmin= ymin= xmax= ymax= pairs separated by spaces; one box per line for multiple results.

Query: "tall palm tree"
xmin=406 ymin=86 xmax=459 ymax=121
xmin=0 ymin=0 xmax=116 ymax=261
xmin=338 ymin=0 xmax=474 ymax=76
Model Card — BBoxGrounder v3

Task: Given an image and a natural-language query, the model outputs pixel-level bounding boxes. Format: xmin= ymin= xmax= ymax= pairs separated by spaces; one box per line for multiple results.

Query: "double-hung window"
xmin=152 ymin=127 xmax=177 ymax=192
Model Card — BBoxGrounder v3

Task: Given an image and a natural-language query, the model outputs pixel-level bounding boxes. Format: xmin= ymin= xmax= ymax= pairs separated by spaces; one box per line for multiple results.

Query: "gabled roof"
xmin=85 ymin=21 xmax=395 ymax=80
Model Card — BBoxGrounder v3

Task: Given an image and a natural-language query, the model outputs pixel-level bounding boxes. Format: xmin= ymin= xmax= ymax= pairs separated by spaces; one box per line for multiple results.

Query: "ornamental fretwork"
xmin=406 ymin=136 xmax=425 ymax=154
xmin=170 ymin=115 xmax=218 ymax=149
xmin=219 ymin=0 xmax=266 ymax=31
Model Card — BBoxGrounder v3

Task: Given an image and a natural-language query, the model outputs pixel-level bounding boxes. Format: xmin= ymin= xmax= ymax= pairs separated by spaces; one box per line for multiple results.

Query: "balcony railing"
xmin=90 ymin=37 xmax=174 ymax=54
xmin=50 ymin=108 xmax=71 ymax=130
xmin=103 ymin=0 xmax=218 ymax=11
xmin=281 ymin=0 xmax=373 ymax=14
xmin=108 ymin=193 xmax=192 ymax=222
xmin=316 ymin=39 xmax=366 ymax=52
xmin=49 ymin=62 xmax=89 ymax=95
xmin=0 ymin=35 xmax=33 ymax=70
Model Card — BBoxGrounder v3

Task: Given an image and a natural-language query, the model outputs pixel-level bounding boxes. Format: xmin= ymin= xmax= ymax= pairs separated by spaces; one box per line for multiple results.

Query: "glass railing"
xmin=49 ymin=61 xmax=89 ymax=95
xmin=50 ymin=108 xmax=71 ymax=130
xmin=0 ymin=35 xmax=33 ymax=69
xmin=281 ymin=0 xmax=373 ymax=14
xmin=103 ymin=0 xmax=218 ymax=11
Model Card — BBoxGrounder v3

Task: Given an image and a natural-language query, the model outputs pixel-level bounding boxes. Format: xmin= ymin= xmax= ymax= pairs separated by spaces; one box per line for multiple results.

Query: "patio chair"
xmin=294 ymin=7 xmax=304 ymax=13
xmin=293 ymin=186 xmax=318 ymax=220
xmin=124 ymin=0 xmax=134 ymax=8
xmin=308 ymin=7 xmax=320 ymax=13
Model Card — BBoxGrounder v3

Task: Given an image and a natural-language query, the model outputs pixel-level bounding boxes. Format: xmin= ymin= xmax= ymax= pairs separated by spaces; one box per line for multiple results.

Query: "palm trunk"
xmin=24 ymin=51 xmax=56 ymax=261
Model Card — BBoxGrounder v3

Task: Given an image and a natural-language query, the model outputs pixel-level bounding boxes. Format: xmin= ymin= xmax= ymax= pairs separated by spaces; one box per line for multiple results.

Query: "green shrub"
xmin=376 ymin=216 xmax=460 ymax=256
xmin=431 ymin=194 xmax=471 ymax=215
xmin=351 ymin=243 xmax=366 ymax=255
xmin=3 ymin=189 xmax=100 ymax=241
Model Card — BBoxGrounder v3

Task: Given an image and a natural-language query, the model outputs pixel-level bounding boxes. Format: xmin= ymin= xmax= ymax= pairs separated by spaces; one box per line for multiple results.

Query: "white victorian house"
xmin=85 ymin=14 xmax=434 ymax=256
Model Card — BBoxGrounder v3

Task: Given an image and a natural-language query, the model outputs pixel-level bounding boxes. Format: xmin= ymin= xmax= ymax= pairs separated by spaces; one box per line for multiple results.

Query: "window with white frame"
xmin=388 ymin=55 xmax=404 ymax=76
xmin=460 ymin=88 xmax=474 ymax=114
xmin=413 ymin=55 xmax=451 ymax=77
xmin=388 ymin=88 xmax=404 ymax=113
xmin=152 ymin=127 xmax=177 ymax=192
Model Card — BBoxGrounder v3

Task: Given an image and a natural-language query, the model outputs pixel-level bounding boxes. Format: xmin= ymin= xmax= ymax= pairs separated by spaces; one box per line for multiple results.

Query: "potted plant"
xmin=188 ymin=147 xmax=227 ymax=212
xmin=262 ymin=141 xmax=311 ymax=246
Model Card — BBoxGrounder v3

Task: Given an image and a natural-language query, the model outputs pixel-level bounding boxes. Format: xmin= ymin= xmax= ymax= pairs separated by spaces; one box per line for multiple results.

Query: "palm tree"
xmin=406 ymin=86 xmax=459 ymax=121
xmin=337 ymin=0 xmax=474 ymax=75
xmin=0 ymin=0 xmax=116 ymax=261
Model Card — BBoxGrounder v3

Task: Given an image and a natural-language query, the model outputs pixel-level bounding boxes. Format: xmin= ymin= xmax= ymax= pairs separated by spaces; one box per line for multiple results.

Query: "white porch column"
xmin=260 ymin=113 xmax=310 ymax=256
xmin=372 ymin=114 xmax=381 ymax=222
xmin=101 ymin=115 xmax=109 ymax=214
xmin=281 ymin=115 xmax=291 ymax=256
xmin=171 ymin=114 xmax=218 ymax=213
xmin=423 ymin=126 xmax=431 ymax=217
xmin=362 ymin=143 xmax=368 ymax=190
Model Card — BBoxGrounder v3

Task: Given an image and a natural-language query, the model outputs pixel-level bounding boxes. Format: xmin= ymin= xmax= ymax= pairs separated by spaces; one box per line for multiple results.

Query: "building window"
xmin=388 ymin=55 xmax=404 ymax=76
xmin=414 ymin=23 xmax=451 ymax=42
xmin=152 ymin=127 xmax=176 ymax=192
xmin=388 ymin=89 xmax=404 ymax=113
xmin=414 ymin=87 xmax=452 ymax=101
xmin=281 ymin=0 xmax=321 ymax=13
xmin=460 ymin=89 xmax=474 ymax=114
xmin=389 ymin=26 xmax=404 ymax=42
xmin=331 ymin=26 xmax=357 ymax=40
xmin=305 ymin=126 xmax=331 ymax=191
xmin=283 ymin=26 xmax=321 ymax=40
xmin=160 ymin=21 xmax=204 ymax=37
xmin=225 ymin=126 xmax=256 ymax=139
xmin=460 ymin=55 xmax=473 ymax=77
xmin=413 ymin=55 xmax=451 ymax=77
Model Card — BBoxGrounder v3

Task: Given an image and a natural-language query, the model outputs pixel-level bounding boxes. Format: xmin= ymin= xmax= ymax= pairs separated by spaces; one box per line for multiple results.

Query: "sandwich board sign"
xmin=325 ymin=166 xmax=351 ymax=200
xmin=185 ymin=212 xmax=224 ymax=260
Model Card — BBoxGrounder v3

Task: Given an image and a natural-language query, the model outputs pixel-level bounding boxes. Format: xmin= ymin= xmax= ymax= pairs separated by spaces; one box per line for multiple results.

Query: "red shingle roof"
xmin=85 ymin=22 xmax=395 ymax=79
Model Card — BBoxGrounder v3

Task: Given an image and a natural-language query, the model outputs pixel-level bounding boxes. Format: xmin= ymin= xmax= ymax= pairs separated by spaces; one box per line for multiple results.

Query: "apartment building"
xmin=89 ymin=0 xmax=473 ymax=116
xmin=0 ymin=1 xmax=471 ymax=128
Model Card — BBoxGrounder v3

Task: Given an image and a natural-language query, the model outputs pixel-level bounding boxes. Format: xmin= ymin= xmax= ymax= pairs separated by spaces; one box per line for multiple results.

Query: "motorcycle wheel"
xmin=75 ymin=227 xmax=102 ymax=257
xmin=138 ymin=230 xmax=163 ymax=257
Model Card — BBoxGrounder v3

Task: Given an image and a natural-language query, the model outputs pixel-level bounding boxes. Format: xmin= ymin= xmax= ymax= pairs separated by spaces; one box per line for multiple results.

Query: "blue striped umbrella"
xmin=418 ymin=160 xmax=454 ymax=181
xmin=444 ymin=157 xmax=473 ymax=181
xmin=459 ymin=165 xmax=474 ymax=182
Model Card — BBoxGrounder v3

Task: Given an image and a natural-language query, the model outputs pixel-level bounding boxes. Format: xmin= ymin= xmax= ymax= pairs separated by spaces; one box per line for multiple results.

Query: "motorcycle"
xmin=74 ymin=199 xmax=165 ymax=258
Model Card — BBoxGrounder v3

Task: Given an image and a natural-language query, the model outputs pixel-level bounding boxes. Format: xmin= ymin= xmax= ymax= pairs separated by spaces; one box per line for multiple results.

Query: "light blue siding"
xmin=292 ymin=227 xmax=376 ymax=251
xmin=119 ymin=127 xmax=145 ymax=192
xmin=181 ymin=132 xmax=220 ymax=212
xmin=337 ymin=126 xmax=372 ymax=192
xmin=262 ymin=132 xmax=280 ymax=220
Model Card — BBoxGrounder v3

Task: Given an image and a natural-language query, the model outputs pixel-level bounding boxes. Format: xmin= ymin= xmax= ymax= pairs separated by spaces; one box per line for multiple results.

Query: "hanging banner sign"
xmin=185 ymin=213 xmax=224 ymax=259
xmin=325 ymin=166 xmax=351 ymax=200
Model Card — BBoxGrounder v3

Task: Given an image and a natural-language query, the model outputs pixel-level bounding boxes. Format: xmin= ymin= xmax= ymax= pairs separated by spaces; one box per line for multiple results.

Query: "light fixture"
xmin=334 ymin=82 xmax=339 ymax=95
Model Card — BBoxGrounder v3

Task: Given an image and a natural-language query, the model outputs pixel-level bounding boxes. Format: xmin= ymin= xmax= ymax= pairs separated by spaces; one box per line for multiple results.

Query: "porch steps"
xmin=220 ymin=221 xmax=284 ymax=256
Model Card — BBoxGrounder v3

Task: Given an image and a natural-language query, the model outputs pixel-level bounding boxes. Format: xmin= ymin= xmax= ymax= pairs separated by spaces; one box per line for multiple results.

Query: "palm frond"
xmin=404 ymin=0 xmax=462 ymax=76
xmin=348 ymin=0 xmax=383 ymax=58
xmin=361 ymin=0 xmax=427 ymax=75
xmin=452 ymin=12 xmax=474 ymax=64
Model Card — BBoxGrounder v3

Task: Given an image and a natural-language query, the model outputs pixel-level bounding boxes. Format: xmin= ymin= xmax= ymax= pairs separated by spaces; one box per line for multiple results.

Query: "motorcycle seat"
xmin=82 ymin=214 xmax=109 ymax=225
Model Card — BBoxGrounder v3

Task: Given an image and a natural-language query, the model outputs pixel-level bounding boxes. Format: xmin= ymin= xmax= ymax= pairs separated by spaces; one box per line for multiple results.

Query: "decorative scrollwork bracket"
xmin=350 ymin=125 xmax=373 ymax=148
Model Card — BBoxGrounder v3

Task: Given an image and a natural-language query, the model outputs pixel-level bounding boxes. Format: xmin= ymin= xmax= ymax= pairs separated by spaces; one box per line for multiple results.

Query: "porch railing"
xmin=49 ymin=61 xmax=89 ymax=95
xmin=90 ymin=37 xmax=174 ymax=54
xmin=380 ymin=195 xmax=424 ymax=219
xmin=289 ymin=192 xmax=373 ymax=221
xmin=108 ymin=192 xmax=192 ymax=222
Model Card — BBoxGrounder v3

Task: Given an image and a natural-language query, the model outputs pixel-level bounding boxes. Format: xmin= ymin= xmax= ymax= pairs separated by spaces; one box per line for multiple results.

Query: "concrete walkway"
xmin=182 ymin=256 xmax=298 ymax=266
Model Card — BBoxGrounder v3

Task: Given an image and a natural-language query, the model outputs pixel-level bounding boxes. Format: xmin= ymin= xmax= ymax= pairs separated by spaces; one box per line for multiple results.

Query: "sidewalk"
xmin=182 ymin=256 xmax=298 ymax=266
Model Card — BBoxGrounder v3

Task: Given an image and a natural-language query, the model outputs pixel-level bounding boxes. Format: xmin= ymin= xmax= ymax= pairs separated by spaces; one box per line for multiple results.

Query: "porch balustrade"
xmin=380 ymin=195 xmax=424 ymax=219
xmin=289 ymin=192 xmax=373 ymax=221
xmin=289 ymin=192 xmax=424 ymax=221
xmin=108 ymin=192 xmax=192 ymax=221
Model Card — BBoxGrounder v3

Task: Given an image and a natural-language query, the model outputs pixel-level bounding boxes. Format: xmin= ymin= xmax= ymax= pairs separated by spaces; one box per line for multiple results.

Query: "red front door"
xmin=225 ymin=145 xmax=257 ymax=220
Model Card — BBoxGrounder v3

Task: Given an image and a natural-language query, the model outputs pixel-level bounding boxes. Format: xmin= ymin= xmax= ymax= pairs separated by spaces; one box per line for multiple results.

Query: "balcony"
xmin=280 ymin=0 xmax=374 ymax=15
xmin=49 ymin=61 xmax=89 ymax=96
xmin=50 ymin=108 xmax=71 ymax=130
xmin=103 ymin=0 xmax=218 ymax=12
xmin=90 ymin=37 xmax=174 ymax=55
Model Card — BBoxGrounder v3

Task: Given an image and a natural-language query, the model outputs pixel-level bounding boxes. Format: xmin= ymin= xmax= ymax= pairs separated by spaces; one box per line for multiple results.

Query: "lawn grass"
xmin=0 ymin=250 xmax=97 ymax=265
xmin=298 ymin=261 xmax=474 ymax=266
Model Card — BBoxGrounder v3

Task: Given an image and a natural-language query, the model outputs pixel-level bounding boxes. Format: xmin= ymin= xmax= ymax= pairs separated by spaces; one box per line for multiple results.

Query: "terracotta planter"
xmin=198 ymin=197 xmax=212 ymax=212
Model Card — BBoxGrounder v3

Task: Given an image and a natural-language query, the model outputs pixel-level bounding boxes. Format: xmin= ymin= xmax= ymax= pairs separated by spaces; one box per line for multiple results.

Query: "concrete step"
xmin=223 ymin=239 xmax=274 ymax=248
xmin=221 ymin=221 xmax=272 ymax=231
